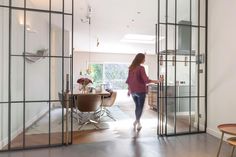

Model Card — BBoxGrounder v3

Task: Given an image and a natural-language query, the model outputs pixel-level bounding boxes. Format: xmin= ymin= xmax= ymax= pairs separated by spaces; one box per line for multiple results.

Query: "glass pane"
xmin=168 ymin=0 xmax=175 ymax=23
xmin=64 ymin=58 xmax=72 ymax=91
xmin=199 ymin=62 xmax=205 ymax=97
xmin=0 ymin=103 xmax=8 ymax=150
xmin=11 ymin=10 xmax=24 ymax=55
xmin=199 ymin=28 xmax=206 ymax=97
xmin=159 ymin=24 xmax=166 ymax=52
xmin=0 ymin=0 xmax=9 ymax=6
xmin=167 ymin=26 xmax=175 ymax=52
xmin=65 ymin=0 xmax=72 ymax=14
xmin=12 ymin=0 xmax=23 ymax=7
xmin=166 ymin=98 xmax=175 ymax=134
xmin=176 ymin=61 xmax=190 ymax=96
xmin=191 ymin=98 xmax=198 ymax=132
xmin=176 ymin=98 xmax=190 ymax=133
xmin=11 ymin=57 xmax=24 ymax=101
xmin=25 ymin=58 xmax=49 ymax=101
xmin=191 ymin=28 xmax=198 ymax=62
xmin=51 ymin=13 xmax=62 ymax=57
xmin=191 ymin=0 xmax=199 ymax=26
xmin=166 ymin=61 xmax=176 ymax=97
xmin=199 ymin=98 xmax=206 ymax=131
xmin=191 ymin=62 xmax=198 ymax=97
xmin=10 ymin=103 xmax=23 ymax=149
xmin=200 ymin=0 xmax=206 ymax=27
xmin=177 ymin=25 xmax=191 ymax=54
xmin=64 ymin=15 xmax=72 ymax=57
xmin=26 ymin=11 xmax=49 ymax=59
xmin=177 ymin=0 xmax=190 ymax=23
xmin=52 ymin=0 xmax=62 ymax=12
xmin=0 ymin=7 xmax=9 ymax=102
xmin=51 ymin=58 xmax=62 ymax=101
xmin=50 ymin=100 xmax=64 ymax=145
xmin=25 ymin=102 xmax=49 ymax=147
xmin=159 ymin=0 xmax=166 ymax=23
xmin=27 ymin=0 xmax=49 ymax=10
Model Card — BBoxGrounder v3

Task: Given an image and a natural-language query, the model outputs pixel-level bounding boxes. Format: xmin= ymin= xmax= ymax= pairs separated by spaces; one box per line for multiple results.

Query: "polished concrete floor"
xmin=0 ymin=134 xmax=234 ymax=157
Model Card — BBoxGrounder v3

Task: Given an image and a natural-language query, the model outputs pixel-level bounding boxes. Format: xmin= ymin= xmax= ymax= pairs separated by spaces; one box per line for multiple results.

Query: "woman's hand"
xmin=127 ymin=90 xmax=131 ymax=97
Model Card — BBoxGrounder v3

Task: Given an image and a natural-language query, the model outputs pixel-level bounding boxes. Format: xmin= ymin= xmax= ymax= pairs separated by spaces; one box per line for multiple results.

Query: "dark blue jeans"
xmin=131 ymin=92 xmax=146 ymax=121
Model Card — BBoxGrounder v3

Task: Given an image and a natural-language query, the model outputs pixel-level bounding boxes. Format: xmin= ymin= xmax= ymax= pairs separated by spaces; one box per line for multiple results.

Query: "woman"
xmin=126 ymin=53 xmax=163 ymax=131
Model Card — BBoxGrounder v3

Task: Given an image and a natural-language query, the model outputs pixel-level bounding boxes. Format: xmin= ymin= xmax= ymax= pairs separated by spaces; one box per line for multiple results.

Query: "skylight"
xmin=121 ymin=34 xmax=165 ymax=44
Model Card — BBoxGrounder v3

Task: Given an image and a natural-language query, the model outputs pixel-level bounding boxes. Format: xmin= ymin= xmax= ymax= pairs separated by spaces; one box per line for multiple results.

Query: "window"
xmin=90 ymin=63 xmax=129 ymax=90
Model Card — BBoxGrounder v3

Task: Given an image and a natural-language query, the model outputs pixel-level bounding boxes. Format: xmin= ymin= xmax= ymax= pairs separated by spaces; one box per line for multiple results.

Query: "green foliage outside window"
xmin=90 ymin=63 xmax=129 ymax=90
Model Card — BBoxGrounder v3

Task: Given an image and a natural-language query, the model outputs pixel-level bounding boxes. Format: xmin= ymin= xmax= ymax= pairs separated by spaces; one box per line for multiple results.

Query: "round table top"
xmin=218 ymin=124 xmax=236 ymax=136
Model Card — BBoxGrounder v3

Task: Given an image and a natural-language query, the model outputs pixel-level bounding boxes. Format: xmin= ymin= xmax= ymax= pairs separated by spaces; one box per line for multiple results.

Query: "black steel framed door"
xmin=156 ymin=0 xmax=207 ymax=136
xmin=0 ymin=0 xmax=74 ymax=151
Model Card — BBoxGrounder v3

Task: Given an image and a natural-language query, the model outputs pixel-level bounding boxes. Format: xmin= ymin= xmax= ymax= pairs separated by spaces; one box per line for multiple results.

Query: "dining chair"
xmin=100 ymin=91 xmax=117 ymax=121
xmin=74 ymin=94 xmax=102 ymax=130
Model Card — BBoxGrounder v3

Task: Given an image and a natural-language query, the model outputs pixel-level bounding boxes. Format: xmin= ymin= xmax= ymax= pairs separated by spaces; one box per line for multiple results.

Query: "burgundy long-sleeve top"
xmin=126 ymin=65 xmax=151 ymax=93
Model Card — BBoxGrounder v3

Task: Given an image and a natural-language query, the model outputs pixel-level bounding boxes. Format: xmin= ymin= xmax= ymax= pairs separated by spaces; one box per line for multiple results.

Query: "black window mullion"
xmin=70 ymin=0 xmax=74 ymax=144
xmin=189 ymin=0 xmax=192 ymax=133
xmin=61 ymin=0 xmax=65 ymax=145
xmin=23 ymin=0 xmax=26 ymax=148
xmin=8 ymin=0 xmax=12 ymax=150
xmin=174 ymin=0 xmax=177 ymax=135
xmin=157 ymin=0 xmax=161 ymax=137
xmin=204 ymin=0 xmax=208 ymax=132
xmin=49 ymin=0 xmax=52 ymax=146
xmin=165 ymin=0 xmax=168 ymax=136
xmin=197 ymin=0 xmax=201 ymax=132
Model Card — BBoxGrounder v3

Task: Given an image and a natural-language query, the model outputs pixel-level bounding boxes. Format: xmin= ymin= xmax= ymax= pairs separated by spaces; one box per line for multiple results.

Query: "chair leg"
xmin=231 ymin=146 xmax=235 ymax=157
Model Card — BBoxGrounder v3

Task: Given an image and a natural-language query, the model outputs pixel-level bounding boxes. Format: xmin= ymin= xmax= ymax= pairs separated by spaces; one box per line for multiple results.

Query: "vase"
xmin=81 ymin=85 xmax=87 ymax=93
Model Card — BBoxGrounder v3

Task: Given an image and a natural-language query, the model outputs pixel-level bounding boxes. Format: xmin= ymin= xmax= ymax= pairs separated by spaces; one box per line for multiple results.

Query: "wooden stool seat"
xmin=217 ymin=124 xmax=236 ymax=157
xmin=227 ymin=137 xmax=236 ymax=157
xmin=227 ymin=137 xmax=236 ymax=146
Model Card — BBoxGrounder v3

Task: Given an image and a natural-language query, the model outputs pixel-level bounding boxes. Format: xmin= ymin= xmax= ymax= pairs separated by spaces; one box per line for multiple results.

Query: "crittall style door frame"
xmin=156 ymin=0 xmax=207 ymax=136
xmin=0 ymin=0 xmax=74 ymax=151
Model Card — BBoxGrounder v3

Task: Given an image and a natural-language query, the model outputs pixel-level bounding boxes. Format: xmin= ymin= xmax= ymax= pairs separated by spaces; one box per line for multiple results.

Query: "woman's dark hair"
xmin=129 ymin=53 xmax=145 ymax=71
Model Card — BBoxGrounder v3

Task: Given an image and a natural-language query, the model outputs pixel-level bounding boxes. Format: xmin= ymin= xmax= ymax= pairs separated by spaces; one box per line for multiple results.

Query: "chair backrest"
xmin=75 ymin=94 xmax=101 ymax=112
xmin=103 ymin=91 xmax=117 ymax=107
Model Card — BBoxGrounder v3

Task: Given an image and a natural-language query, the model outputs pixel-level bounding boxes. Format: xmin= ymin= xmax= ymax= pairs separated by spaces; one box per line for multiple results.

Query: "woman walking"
xmin=126 ymin=53 xmax=163 ymax=131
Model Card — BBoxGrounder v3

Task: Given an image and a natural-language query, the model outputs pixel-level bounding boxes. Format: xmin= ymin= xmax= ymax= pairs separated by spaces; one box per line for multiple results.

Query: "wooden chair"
xmin=101 ymin=91 xmax=117 ymax=121
xmin=74 ymin=94 xmax=102 ymax=130
xmin=227 ymin=137 xmax=236 ymax=157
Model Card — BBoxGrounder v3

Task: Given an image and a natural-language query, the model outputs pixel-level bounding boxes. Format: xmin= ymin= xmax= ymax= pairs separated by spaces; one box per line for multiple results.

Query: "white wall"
xmin=73 ymin=51 xmax=158 ymax=83
xmin=207 ymin=0 xmax=236 ymax=138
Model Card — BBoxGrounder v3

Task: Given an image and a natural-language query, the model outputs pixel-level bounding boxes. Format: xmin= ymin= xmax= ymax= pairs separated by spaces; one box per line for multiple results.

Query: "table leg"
xmin=231 ymin=146 xmax=235 ymax=157
xmin=99 ymin=96 xmax=104 ymax=121
xmin=217 ymin=132 xmax=224 ymax=157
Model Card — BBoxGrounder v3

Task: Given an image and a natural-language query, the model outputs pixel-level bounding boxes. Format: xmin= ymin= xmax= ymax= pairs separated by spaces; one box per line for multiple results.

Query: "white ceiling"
xmin=29 ymin=0 xmax=193 ymax=54
xmin=74 ymin=0 xmax=158 ymax=54
xmin=29 ymin=0 xmax=158 ymax=54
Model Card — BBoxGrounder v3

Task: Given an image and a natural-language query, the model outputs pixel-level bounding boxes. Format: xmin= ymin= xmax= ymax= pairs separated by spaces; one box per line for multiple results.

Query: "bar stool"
xmin=217 ymin=124 xmax=236 ymax=157
xmin=227 ymin=137 xmax=236 ymax=157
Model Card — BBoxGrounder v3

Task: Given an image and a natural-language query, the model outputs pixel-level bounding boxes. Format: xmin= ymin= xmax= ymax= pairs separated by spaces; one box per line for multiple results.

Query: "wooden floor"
xmin=5 ymin=100 xmax=203 ymax=148
xmin=1 ymin=102 xmax=234 ymax=156
xmin=0 ymin=134 xmax=234 ymax=157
